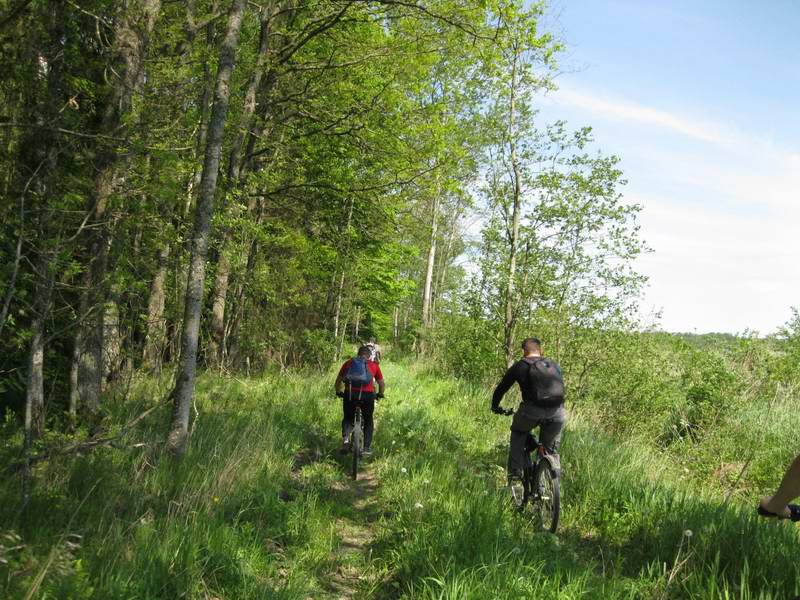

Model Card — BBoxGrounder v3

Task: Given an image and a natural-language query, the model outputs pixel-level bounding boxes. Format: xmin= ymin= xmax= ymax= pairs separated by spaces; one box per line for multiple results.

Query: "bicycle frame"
xmin=524 ymin=434 xmax=560 ymax=478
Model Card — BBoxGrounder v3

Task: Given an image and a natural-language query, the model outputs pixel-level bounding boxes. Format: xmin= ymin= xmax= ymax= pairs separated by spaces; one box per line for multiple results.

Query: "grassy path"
xmin=321 ymin=465 xmax=380 ymax=599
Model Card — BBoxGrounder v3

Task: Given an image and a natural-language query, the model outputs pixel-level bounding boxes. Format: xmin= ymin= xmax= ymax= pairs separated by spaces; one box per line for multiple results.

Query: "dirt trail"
xmin=317 ymin=465 xmax=381 ymax=600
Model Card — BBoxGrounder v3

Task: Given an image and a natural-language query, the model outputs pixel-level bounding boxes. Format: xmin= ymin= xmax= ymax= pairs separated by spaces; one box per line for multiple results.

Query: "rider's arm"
xmin=373 ymin=363 xmax=385 ymax=397
xmin=335 ymin=361 xmax=348 ymax=394
xmin=491 ymin=365 xmax=517 ymax=410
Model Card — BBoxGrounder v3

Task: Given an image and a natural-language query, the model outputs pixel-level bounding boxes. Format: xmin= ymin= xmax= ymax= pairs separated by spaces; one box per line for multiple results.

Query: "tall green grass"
xmin=1 ymin=372 xmax=362 ymax=598
xmin=368 ymin=363 xmax=800 ymax=599
xmin=1 ymin=362 xmax=798 ymax=598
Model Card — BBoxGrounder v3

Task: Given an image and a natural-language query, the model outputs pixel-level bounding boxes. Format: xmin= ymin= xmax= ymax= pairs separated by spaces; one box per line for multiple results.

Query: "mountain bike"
xmin=340 ymin=392 xmax=383 ymax=481
xmin=499 ymin=408 xmax=561 ymax=533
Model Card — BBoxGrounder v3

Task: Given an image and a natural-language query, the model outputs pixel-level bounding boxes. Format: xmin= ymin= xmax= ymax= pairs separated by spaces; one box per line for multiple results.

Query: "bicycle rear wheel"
xmin=351 ymin=418 xmax=361 ymax=480
xmin=532 ymin=462 xmax=560 ymax=533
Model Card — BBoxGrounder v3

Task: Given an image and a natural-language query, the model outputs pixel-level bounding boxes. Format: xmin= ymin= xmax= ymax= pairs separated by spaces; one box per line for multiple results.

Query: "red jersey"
xmin=338 ymin=359 xmax=383 ymax=393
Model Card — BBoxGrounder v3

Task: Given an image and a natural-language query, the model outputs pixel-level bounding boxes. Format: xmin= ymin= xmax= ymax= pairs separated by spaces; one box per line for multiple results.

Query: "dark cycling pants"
xmin=508 ymin=403 xmax=566 ymax=476
xmin=342 ymin=391 xmax=376 ymax=449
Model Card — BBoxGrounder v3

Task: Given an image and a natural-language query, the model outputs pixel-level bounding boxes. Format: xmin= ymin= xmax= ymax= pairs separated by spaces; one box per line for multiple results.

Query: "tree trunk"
xmin=77 ymin=0 xmax=162 ymax=415
xmin=324 ymin=268 xmax=338 ymax=329
xmin=21 ymin=316 xmax=43 ymax=518
xmin=69 ymin=269 xmax=90 ymax=418
xmin=142 ymin=244 xmax=170 ymax=370
xmin=20 ymin=256 xmax=53 ymax=515
xmin=503 ymin=45 xmax=522 ymax=367
xmin=431 ymin=200 xmax=461 ymax=317
xmin=208 ymin=5 xmax=275 ymax=366
xmin=332 ymin=196 xmax=354 ymax=360
xmin=21 ymin=0 xmax=62 ymax=436
xmin=25 ymin=319 xmax=45 ymax=438
xmin=103 ymin=295 xmax=123 ymax=387
xmin=208 ymin=245 xmax=231 ymax=366
xmin=421 ymin=194 xmax=439 ymax=328
xmin=168 ymin=0 xmax=249 ymax=457
xmin=353 ymin=305 xmax=361 ymax=342
xmin=185 ymin=0 xmax=219 ymax=216
xmin=227 ymin=5 xmax=274 ymax=184
xmin=225 ymin=201 xmax=264 ymax=349
xmin=77 ymin=231 xmax=110 ymax=416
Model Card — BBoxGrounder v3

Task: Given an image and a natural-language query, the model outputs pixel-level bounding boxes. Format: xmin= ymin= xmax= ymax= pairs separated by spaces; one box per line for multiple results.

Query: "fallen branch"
xmin=7 ymin=391 xmax=172 ymax=474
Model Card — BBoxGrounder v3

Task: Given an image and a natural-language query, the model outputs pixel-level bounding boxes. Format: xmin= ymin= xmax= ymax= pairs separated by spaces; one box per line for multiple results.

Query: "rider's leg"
xmin=538 ymin=414 xmax=566 ymax=454
xmin=342 ymin=394 xmax=355 ymax=446
xmin=509 ymin=409 xmax=536 ymax=478
xmin=361 ymin=393 xmax=376 ymax=449
xmin=508 ymin=430 xmax=530 ymax=477
xmin=760 ymin=452 xmax=800 ymax=518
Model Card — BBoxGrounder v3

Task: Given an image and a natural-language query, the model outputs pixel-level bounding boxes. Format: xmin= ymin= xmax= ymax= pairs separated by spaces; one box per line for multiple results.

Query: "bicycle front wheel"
xmin=533 ymin=462 xmax=560 ymax=533
xmin=351 ymin=422 xmax=361 ymax=480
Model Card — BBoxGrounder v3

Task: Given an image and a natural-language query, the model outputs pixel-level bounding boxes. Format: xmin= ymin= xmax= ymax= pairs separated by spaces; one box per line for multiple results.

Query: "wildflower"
xmin=392 ymin=440 xmax=396 ymax=445
xmin=415 ymin=502 xmax=424 ymax=509
xmin=683 ymin=529 xmax=693 ymax=538
xmin=401 ymin=467 xmax=407 ymax=474
xmin=423 ymin=479 xmax=430 ymax=485
xmin=213 ymin=497 xmax=220 ymax=503
xmin=511 ymin=547 xmax=521 ymax=554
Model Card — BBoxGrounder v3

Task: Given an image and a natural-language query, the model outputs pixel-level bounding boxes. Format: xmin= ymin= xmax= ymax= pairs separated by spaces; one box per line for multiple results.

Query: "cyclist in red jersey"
xmin=335 ymin=345 xmax=385 ymax=455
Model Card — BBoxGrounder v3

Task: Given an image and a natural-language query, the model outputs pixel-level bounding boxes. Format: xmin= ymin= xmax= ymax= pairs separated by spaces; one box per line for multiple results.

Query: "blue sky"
xmin=535 ymin=0 xmax=799 ymax=334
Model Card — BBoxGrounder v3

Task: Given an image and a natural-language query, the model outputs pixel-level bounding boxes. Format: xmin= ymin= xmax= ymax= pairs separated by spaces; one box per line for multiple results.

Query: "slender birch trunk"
xmin=353 ymin=305 xmax=361 ymax=342
xmin=208 ymin=5 xmax=275 ymax=366
xmin=185 ymin=0 xmax=220 ymax=217
xmin=168 ymin=0 xmax=249 ymax=457
xmin=421 ymin=194 xmax=439 ymax=329
xmin=503 ymin=43 xmax=522 ymax=367
xmin=431 ymin=200 xmax=461 ymax=316
xmin=333 ymin=196 xmax=354 ymax=360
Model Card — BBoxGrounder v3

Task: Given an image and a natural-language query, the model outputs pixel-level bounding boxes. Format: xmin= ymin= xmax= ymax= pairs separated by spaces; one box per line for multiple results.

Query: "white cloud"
xmin=634 ymin=193 xmax=799 ymax=334
xmin=550 ymin=87 xmax=737 ymax=146
xmin=540 ymin=85 xmax=800 ymax=334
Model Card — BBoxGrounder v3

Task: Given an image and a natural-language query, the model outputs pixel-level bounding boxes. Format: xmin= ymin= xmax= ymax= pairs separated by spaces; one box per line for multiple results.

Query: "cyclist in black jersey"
xmin=491 ymin=337 xmax=566 ymax=481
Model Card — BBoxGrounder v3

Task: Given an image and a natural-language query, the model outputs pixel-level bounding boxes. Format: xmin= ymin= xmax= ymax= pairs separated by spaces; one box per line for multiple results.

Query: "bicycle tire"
xmin=351 ymin=418 xmax=361 ymax=481
xmin=532 ymin=461 xmax=560 ymax=533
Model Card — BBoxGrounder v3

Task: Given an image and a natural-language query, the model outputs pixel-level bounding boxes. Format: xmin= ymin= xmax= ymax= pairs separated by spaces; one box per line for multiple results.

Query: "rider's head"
xmin=368 ymin=336 xmax=376 ymax=344
xmin=521 ymin=337 xmax=542 ymax=356
xmin=357 ymin=345 xmax=372 ymax=359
